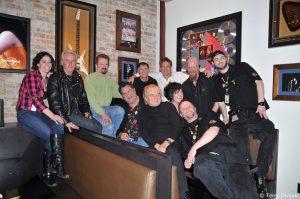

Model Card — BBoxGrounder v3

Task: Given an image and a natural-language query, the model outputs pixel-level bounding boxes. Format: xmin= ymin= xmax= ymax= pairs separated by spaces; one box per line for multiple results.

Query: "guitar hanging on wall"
xmin=282 ymin=1 xmax=300 ymax=32
xmin=68 ymin=9 xmax=88 ymax=76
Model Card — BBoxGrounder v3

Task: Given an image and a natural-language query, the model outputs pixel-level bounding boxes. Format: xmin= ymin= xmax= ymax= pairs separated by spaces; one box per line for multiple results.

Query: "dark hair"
xmin=137 ymin=62 xmax=149 ymax=69
xmin=118 ymin=82 xmax=134 ymax=94
xmin=164 ymin=82 xmax=182 ymax=101
xmin=159 ymin=57 xmax=172 ymax=67
xmin=96 ymin=53 xmax=110 ymax=65
xmin=211 ymin=50 xmax=225 ymax=60
xmin=31 ymin=51 xmax=55 ymax=71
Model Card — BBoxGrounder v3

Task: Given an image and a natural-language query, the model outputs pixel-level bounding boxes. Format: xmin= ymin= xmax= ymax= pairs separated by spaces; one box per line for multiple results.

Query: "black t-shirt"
xmin=138 ymin=102 xmax=183 ymax=147
xmin=214 ymin=62 xmax=269 ymax=110
xmin=133 ymin=76 xmax=158 ymax=99
xmin=182 ymin=73 xmax=220 ymax=118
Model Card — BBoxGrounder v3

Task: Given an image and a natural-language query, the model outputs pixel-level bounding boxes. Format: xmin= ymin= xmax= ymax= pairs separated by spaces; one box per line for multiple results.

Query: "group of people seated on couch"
xmin=16 ymin=49 xmax=277 ymax=199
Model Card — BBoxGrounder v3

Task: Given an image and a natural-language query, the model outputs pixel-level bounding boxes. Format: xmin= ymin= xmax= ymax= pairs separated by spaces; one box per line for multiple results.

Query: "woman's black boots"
xmin=50 ymin=134 xmax=70 ymax=179
xmin=43 ymin=150 xmax=57 ymax=187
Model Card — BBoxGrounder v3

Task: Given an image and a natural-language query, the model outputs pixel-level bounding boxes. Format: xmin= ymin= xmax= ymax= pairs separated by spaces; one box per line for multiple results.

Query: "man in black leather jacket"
xmin=47 ymin=50 xmax=102 ymax=133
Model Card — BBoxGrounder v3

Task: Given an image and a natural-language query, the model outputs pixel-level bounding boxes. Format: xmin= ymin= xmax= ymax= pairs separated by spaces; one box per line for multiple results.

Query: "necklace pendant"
xmin=192 ymin=135 xmax=196 ymax=140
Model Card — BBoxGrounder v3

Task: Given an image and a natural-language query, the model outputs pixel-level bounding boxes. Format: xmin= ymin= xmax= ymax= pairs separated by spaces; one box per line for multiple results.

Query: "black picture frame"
xmin=56 ymin=0 xmax=96 ymax=77
xmin=0 ymin=13 xmax=30 ymax=73
xmin=118 ymin=57 xmax=139 ymax=83
xmin=116 ymin=10 xmax=141 ymax=53
xmin=268 ymin=0 xmax=300 ymax=48
xmin=176 ymin=12 xmax=242 ymax=72
xmin=273 ymin=63 xmax=300 ymax=101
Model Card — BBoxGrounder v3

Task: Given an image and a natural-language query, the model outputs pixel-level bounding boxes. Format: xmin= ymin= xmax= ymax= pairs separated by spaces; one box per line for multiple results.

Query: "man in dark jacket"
xmin=47 ymin=49 xmax=102 ymax=133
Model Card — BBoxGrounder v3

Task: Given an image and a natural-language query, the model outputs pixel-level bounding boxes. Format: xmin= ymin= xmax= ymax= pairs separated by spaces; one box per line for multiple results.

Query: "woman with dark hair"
xmin=16 ymin=51 xmax=68 ymax=187
xmin=164 ymin=82 xmax=184 ymax=112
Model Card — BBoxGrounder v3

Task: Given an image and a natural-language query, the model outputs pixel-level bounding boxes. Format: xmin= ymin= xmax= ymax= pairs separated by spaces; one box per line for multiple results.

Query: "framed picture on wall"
xmin=0 ymin=13 xmax=30 ymax=73
xmin=56 ymin=0 xmax=96 ymax=79
xmin=273 ymin=63 xmax=300 ymax=101
xmin=116 ymin=10 xmax=141 ymax=53
xmin=118 ymin=57 xmax=139 ymax=83
xmin=268 ymin=0 xmax=300 ymax=47
xmin=176 ymin=12 xmax=242 ymax=73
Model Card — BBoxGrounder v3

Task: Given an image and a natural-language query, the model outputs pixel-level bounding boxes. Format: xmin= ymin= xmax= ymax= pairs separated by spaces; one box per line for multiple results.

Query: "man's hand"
xmin=128 ymin=76 xmax=135 ymax=84
xmin=154 ymin=142 xmax=168 ymax=153
xmin=256 ymin=105 xmax=268 ymax=119
xmin=119 ymin=132 xmax=129 ymax=141
xmin=184 ymin=147 xmax=197 ymax=168
xmin=101 ymin=112 xmax=112 ymax=125
xmin=84 ymin=112 xmax=92 ymax=119
xmin=65 ymin=122 xmax=79 ymax=132
xmin=223 ymin=115 xmax=229 ymax=125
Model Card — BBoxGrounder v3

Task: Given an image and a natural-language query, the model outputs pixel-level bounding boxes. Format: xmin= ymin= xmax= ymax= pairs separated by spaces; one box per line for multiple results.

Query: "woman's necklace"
xmin=188 ymin=124 xmax=198 ymax=143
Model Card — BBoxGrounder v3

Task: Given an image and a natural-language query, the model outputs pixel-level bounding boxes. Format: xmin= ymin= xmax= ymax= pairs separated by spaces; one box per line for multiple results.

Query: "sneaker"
xmin=257 ymin=176 xmax=267 ymax=192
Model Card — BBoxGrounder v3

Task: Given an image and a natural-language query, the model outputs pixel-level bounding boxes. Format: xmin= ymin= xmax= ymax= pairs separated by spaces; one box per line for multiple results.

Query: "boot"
xmin=50 ymin=134 xmax=70 ymax=179
xmin=43 ymin=150 xmax=57 ymax=187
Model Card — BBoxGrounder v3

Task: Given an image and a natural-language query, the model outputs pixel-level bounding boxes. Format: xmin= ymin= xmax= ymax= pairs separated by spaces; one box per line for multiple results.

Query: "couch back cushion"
xmin=64 ymin=134 xmax=156 ymax=199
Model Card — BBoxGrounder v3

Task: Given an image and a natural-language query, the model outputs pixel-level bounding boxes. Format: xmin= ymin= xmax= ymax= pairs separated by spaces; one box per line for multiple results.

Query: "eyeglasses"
xmin=63 ymin=59 xmax=77 ymax=64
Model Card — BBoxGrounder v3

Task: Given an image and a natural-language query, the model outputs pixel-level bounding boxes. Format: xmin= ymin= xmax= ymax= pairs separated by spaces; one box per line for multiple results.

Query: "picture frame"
xmin=176 ymin=12 xmax=242 ymax=72
xmin=273 ymin=63 xmax=300 ymax=101
xmin=116 ymin=10 xmax=141 ymax=53
xmin=56 ymin=0 xmax=96 ymax=78
xmin=118 ymin=57 xmax=139 ymax=83
xmin=0 ymin=13 xmax=30 ymax=73
xmin=268 ymin=0 xmax=300 ymax=47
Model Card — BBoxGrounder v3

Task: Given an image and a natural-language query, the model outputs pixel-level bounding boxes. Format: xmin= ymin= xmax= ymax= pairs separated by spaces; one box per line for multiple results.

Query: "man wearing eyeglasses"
xmin=212 ymin=50 xmax=277 ymax=195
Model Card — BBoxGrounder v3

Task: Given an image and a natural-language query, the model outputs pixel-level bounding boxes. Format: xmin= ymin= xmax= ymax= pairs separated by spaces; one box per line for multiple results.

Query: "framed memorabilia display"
xmin=269 ymin=0 xmax=300 ymax=47
xmin=116 ymin=10 xmax=141 ymax=53
xmin=273 ymin=63 xmax=300 ymax=101
xmin=118 ymin=57 xmax=139 ymax=83
xmin=176 ymin=12 xmax=242 ymax=72
xmin=56 ymin=0 xmax=96 ymax=78
xmin=0 ymin=13 xmax=30 ymax=73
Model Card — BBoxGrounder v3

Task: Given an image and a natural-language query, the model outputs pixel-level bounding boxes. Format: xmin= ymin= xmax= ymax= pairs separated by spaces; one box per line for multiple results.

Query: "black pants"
xmin=229 ymin=110 xmax=277 ymax=176
xmin=193 ymin=153 xmax=258 ymax=199
xmin=166 ymin=145 xmax=188 ymax=199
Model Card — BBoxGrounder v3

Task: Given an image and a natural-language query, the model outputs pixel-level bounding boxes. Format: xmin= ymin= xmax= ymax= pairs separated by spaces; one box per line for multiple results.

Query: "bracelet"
xmin=257 ymin=102 xmax=265 ymax=106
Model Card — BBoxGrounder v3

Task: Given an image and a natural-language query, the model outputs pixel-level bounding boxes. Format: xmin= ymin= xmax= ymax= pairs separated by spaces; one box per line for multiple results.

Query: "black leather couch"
xmin=0 ymin=123 xmax=43 ymax=194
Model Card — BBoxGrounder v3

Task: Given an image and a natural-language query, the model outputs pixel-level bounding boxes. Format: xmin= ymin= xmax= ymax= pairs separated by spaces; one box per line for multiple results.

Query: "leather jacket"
xmin=47 ymin=69 xmax=91 ymax=123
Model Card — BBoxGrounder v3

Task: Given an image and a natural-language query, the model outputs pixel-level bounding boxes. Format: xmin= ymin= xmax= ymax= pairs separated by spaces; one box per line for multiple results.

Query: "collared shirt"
xmin=16 ymin=70 xmax=47 ymax=112
xmin=150 ymin=71 xmax=189 ymax=101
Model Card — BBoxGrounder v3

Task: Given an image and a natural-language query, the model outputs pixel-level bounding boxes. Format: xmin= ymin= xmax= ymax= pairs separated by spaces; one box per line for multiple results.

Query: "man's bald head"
xmin=143 ymin=84 xmax=161 ymax=107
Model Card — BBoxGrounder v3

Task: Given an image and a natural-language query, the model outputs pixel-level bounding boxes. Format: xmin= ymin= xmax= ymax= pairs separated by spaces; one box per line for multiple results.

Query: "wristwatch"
xmin=257 ymin=102 xmax=265 ymax=106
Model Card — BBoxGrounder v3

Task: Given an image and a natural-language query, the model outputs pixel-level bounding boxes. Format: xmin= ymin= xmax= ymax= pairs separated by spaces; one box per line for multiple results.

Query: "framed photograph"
xmin=56 ymin=0 xmax=96 ymax=78
xmin=273 ymin=63 xmax=300 ymax=101
xmin=0 ymin=13 xmax=30 ymax=73
xmin=118 ymin=57 xmax=139 ymax=83
xmin=177 ymin=12 xmax=242 ymax=72
xmin=116 ymin=10 xmax=141 ymax=53
xmin=269 ymin=0 xmax=300 ymax=47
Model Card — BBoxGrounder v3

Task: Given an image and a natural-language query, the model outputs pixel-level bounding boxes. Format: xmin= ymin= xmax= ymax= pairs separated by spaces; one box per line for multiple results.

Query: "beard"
xmin=100 ymin=68 xmax=108 ymax=74
xmin=189 ymin=73 xmax=198 ymax=82
xmin=214 ymin=60 xmax=228 ymax=70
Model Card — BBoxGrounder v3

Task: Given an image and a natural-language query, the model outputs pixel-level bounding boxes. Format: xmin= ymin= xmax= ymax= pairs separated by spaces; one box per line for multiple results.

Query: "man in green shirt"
xmin=84 ymin=53 xmax=124 ymax=137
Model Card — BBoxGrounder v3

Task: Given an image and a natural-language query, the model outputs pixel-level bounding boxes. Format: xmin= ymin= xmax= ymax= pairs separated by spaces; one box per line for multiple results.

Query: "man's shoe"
xmin=183 ymin=191 xmax=191 ymax=199
xmin=257 ymin=176 xmax=267 ymax=192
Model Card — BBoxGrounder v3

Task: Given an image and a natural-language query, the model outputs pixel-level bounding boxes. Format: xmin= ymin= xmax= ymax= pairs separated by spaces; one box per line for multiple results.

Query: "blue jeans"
xmin=68 ymin=113 xmax=102 ymax=133
xmin=130 ymin=137 xmax=149 ymax=147
xmin=91 ymin=106 xmax=124 ymax=138
xmin=17 ymin=110 xmax=64 ymax=151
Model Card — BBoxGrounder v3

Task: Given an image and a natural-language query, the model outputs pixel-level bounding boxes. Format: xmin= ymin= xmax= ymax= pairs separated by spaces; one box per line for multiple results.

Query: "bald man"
xmin=177 ymin=100 xmax=258 ymax=199
xmin=139 ymin=84 xmax=190 ymax=199
xmin=182 ymin=56 xmax=220 ymax=118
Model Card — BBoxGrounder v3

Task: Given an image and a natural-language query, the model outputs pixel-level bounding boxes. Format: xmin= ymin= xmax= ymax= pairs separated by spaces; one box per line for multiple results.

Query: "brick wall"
xmin=0 ymin=0 xmax=158 ymax=123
